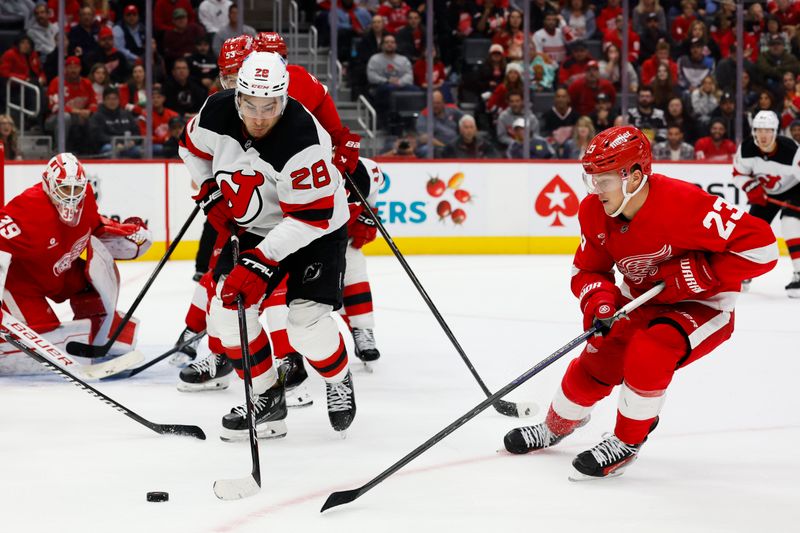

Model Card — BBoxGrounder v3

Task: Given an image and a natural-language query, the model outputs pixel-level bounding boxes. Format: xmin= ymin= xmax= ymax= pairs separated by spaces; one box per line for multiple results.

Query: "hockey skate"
xmin=504 ymin=416 xmax=590 ymax=454
xmin=220 ymin=377 xmax=288 ymax=442
xmin=352 ymin=328 xmax=380 ymax=372
xmin=569 ymin=418 xmax=659 ymax=481
xmin=785 ymin=272 xmax=800 ymax=298
xmin=169 ymin=326 xmax=202 ymax=367
xmin=177 ymin=352 xmax=233 ymax=392
xmin=280 ymin=352 xmax=313 ymax=408
xmin=326 ymin=370 xmax=356 ymax=435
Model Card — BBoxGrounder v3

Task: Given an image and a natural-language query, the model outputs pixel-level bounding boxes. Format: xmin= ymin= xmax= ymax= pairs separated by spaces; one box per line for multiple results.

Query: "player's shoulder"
xmin=253 ymin=98 xmax=325 ymax=171
xmin=196 ymin=89 xmax=237 ymax=134
xmin=578 ymin=191 xmax=604 ymax=222
xmin=773 ymin=135 xmax=799 ymax=163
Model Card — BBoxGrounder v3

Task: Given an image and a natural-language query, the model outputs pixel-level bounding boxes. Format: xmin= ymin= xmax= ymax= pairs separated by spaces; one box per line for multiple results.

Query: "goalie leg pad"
xmin=82 ymin=236 xmax=121 ymax=345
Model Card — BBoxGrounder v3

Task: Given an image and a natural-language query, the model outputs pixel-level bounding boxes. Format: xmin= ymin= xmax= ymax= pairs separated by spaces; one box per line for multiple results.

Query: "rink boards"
xmin=1 ymin=160 xmax=784 ymax=258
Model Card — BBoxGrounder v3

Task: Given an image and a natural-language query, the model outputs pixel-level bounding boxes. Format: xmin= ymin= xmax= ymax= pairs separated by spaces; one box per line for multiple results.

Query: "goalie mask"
xmin=581 ymin=126 xmax=651 ymax=217
xmin=751 ymin=110 xmax=779 ymax=151
xmin=42 ymin=153 xmax=88 ymax=227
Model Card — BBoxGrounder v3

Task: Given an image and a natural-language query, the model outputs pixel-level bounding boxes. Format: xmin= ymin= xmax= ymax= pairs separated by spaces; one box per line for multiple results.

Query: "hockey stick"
xmin=213 ymin=233 xmax=262 ymax=500
xmin=766 ymin=197 xmax=800 ymax=214
xmin=321 ymin=283 xmax=664 ymax=512
xmin=66 ymin=205 xmax=201 ymax=358
xmin=344 ymin=172 xmax=536 ymax=419
xmin=0 ymin=331 xmax=206 ymax=439
xmin=1 ymin=312 xmax=143 ymax=380
xmin=100 ymin=331 xmax=207 ymax=381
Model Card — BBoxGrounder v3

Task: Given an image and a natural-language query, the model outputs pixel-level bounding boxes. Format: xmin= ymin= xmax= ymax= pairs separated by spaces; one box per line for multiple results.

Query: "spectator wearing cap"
xmin=164 ymin=57 xmax=208 ymax=115
xmin=164 ymin=8 xmax=207 ymax=64
xmin=155 ymin=0 xmax=197 ymax=33
xmin=416 ymin=90 xmax=463 ymax=156
xmin=567 ymin=60 xmax=616 ymax=116
xmin=652 ymin=125 xmax=695 ymax=161
xmin=633 ymin=0 xmax=667 ymax=34
xmin=709 ymin=91 xmax=737 ymax=140
xmin=541 ymin=87 xmax=578 ymax=147
xmin=677 ymin=38 xmax=714 ymax=91
xmin=68 ymin=5 xmax=100 ymax=59
xmin=145 ymin=84 xmax=180 ymax=155
xmin=640 ymin=41 xmax=678 ymax=86
xmin=473 ymin=43 xmax=508 ymax=98
xmin=0 ymin=35 xmax=46 ymax=86
xmin=486 ymin=63 xmax=523 ymax=117
xmin=598 ymin=42 xmax=638 ymax=92
xmin=588 ymin=92 xmax=617 ymax=132
xmin=198 ymin=0 xmax=232 ymax=35
xmin=506 ymin=117 xmax=555 ymax=159
xmin=189 ymin=35 xmax=219 ymax=89
xmin=378 ymin=0 xmax=412 ymax=35
xmin=694 ymin=118 xmax=736 ymax=162
xmin=561 ymin=115 xmax=595 ymax=159
xmin=82 ymin=25 xmax=131 ymax=84
xmin=397 ymin=9 xmax=424 ymax=62
xmin=496 ymin=92 xmax=540 ymax=148
xmin=533 ymin=11 xmax=568 ymax=64
xmin=113 ymin=4 xmax=146 ymax=63
xmin=756 ymin=34 xmax=800 ymax=92
xmin=557 ymin=40 xmax=594 ymax=86
xmin=627 ymin=85 xmax=668 ymax=143
xmin=788 ymin=119 xmax=800 ymax=144
xmin=212 ymin=4 xmax=255 ymax=56
xmin=638 ymin=12 xmax=670 ymax=64
xmin=602 ymin=14 xmax=640 ymax=63
xmin=441 ymin=114 xmax=499 ymax=159
xmin=26 ymin=3 xmax=59 ymax=59
xmin=89 ymin=86 xmax=142 ymax=157
xmin=45 ymin=56 xmax=97 ymax=153
xmin=561 ymin=0 xmax=596 ymax=41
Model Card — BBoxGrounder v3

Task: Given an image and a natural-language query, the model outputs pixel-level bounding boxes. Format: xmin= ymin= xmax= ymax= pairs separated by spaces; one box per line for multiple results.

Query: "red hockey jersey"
xmin=0 ymin=183 xmax=101 ymax=297
xmin=571 ymin=174 xmax=778 ymax=311
xmin=287 ymin=64 xmax=344 ymax=140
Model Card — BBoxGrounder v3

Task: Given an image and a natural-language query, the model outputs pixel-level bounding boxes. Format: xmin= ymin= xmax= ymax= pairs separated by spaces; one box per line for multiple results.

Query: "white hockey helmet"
xmin=751 ymin=110 xmax=779 ymax=149
xmin=42 ymin=152 xmax=88 ymax=227
xmin=235 ymin=51 xmax=289 ymax=120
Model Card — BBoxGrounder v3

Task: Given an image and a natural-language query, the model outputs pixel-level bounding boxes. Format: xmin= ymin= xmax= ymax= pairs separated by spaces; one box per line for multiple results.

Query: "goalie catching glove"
xmin=219 ymin=249 xmax=280 ymax=308
xmin=95 ymin=216 xmax=152 ymax=260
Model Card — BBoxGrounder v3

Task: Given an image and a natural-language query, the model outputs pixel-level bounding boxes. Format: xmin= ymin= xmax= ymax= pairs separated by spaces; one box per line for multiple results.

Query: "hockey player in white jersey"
xmin=178 ymin=51 xmax=356 ymax=438
xmin=733 ymin=110 xmax=800 ymax=297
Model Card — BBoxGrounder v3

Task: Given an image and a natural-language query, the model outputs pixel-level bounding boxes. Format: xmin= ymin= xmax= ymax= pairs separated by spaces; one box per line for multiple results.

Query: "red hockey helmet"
xmin=218 ymin=34 xmax=254 ymax=88
xmin=42 ymin=152 xmax=88 ymax=227
xmin=581 ymin=125 xmax=652 ymax=178
xmin=254 ymin=32 xmax=288 ymax=58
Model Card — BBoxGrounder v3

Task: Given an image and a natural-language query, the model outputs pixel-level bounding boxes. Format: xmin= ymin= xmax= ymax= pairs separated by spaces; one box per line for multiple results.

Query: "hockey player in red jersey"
xmin=0 ymin=153 xmax=152 ymax=368
xmin=179 ymin=51 xmax=355 ymax=438
xmin=503 ymin=126 xmax=778 ymax=479
xmin=733 ymin=110 xmax=800 ymax=297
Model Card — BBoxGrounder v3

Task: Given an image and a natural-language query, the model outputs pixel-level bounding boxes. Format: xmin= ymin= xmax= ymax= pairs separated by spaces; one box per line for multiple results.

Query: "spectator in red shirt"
xmin=146 ymin=84 xmax=180 ymax=154
xmin=602 ymin=14 xmax=640 ymax=63
xmin=0 ymin=35 xmax=46 ymax=85
xmin=119 ymin=63 xmax=147 ymax=116
xmin=163 ymin=8 xmax=206 ymax=64
xmin=712 ymin=16 xmax=736 ymax=59
xmin=412 ymin=47 xmax=452 ymax=101
xmin=694 ymin=118 xmax=736 ymax=162
xmin=769 ymin=0 xmax=800 ymax=28
xmin=378 ymin=0 xmax=412 ymax=34
xmin=558 ymin=40 xmax=593 ymax=86
xmin=492 ymin=8 xmax=526 ymax=62
xmin=640 ymin=41 xmax=679 ymax=86
xmin=596 ymin=0 xmax=621 ymax=34
xmin=47 ymin=0 xmax=80 ymax=24
xmin=567 ymin=61 xmax=617 ymax=116
xmin=474 ymin=0 xmax=507 ymax=38
xmin=671 ymin=0 xmax=697 ymax=46
xmin=155 ymin=0 xmax=197 ymax=33
xmin=45 ymin=56 xmax=96 ymax=153
xmin=486 ymin=62 xmax=523 ymax=116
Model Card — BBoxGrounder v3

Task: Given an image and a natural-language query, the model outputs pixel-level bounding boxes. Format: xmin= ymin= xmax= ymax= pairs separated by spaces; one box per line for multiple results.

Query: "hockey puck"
xmin=146 ymin=491 xmax=169 ymax=502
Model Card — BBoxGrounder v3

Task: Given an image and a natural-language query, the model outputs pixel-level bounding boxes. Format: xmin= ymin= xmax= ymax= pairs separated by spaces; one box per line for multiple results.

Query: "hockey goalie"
xmin=0 ymin=153 xmax=152 ymax=373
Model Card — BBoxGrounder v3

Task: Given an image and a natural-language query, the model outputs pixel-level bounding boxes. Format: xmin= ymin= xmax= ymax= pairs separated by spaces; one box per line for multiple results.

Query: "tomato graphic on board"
xmin=453 ymin=189 xmax=471 ymax=203
xmin=426 ymin=176 xmax=446 ymax=197
xmin=451 ymin=208 xmax=467 ymax=224
xmin=437 ymin=200 xmax=452 ymax=220
xmin=534 ymin=174 xmax=579 ymax=227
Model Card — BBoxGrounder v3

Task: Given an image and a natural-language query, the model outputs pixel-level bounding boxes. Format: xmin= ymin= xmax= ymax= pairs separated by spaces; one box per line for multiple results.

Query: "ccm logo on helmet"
xmin=609 ymin=131 xmax=632 ymax=148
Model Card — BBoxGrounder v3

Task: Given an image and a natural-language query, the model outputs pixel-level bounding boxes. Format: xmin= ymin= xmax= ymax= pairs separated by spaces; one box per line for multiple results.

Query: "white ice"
xmin=1 ymin=255 xmax=797 ymax=533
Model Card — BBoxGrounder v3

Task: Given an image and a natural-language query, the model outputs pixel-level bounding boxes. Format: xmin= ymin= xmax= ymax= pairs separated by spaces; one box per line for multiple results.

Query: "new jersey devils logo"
xmin=217 ymin=170 xmax=266 ymax=225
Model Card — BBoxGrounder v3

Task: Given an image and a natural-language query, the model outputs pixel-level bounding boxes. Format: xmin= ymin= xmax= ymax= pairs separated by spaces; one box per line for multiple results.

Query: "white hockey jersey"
xmin=733 ymin=136 xmax=800 ymax=196
xmin=179 ymin=90 xmax=349 ymax=262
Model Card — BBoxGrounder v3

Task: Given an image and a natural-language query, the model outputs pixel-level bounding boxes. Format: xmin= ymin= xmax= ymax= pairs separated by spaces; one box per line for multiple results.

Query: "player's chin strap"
xmin=610 ymin=174 xmax=649 ymax=218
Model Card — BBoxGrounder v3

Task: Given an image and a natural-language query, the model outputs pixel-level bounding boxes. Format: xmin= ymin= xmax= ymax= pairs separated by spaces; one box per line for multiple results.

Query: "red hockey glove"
xmin=653 ymin=252 xmax=719 ymax=304
xmin=95 ymin=216 xmax=153 ymax=259
xmin=742 ymin=179 xmax=768 ymax=206
xmin=348 ymin=208 xmax=378 ymax=249
xmin=579 ymin=280 xmax=620 ymax=335
xmin=219 ymin=249 xmax=279 ymax=308
xmin=332 ymin=127 xmax=361 ymax=175
xmin=193 ymin=180 xmax=234 ymax=234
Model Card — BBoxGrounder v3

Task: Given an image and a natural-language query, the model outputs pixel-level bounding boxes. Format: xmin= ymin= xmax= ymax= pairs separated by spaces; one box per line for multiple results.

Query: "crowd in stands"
xmin=2 ymin=0 xmax=800 ymax=161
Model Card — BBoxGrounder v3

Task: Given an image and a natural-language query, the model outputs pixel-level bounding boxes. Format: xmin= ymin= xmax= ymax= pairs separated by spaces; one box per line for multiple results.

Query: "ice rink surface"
xmin=1 ymin=255 xmax=797 ymax=533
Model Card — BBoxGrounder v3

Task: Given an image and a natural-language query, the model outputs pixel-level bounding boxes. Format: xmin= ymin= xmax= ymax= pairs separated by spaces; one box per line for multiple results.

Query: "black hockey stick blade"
xmin=100 ymin=331 xmax=207 ymax=381
xmin=321 ymin=488 xmax=363 ymax=512
xmin=154 ymin=423 xmax=207 ymax=440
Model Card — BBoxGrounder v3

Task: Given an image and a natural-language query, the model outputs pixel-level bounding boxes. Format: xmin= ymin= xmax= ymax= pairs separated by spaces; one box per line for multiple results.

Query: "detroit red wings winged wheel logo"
xmin=535 ymin=174 xmax=579 ymax=227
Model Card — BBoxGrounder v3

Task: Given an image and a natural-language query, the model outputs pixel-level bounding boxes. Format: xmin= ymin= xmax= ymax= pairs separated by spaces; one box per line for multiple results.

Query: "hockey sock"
xmin=306 ymin=334 xmax=349 ymax=382
xmin=343 ymin=281 xmax=375 ymax=329
xmin=225 ymin=330 xmax=274 ymax=383
xmin=781 ymin=216 xmax=800 ymax=271
xmin=184 ymin=283 xmax=209 ymax=333
xmin=269 ymin=328 xmax=294 ymax=360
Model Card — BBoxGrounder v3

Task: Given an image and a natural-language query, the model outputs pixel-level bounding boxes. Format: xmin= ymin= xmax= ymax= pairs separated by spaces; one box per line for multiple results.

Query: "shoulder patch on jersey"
xmin=250 ymin=98 xmax=323 ymax=172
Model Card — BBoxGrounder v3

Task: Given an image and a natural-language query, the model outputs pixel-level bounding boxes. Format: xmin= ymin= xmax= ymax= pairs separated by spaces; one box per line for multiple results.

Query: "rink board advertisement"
xmin=1 ymin=160 xmax=782 ymax=257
